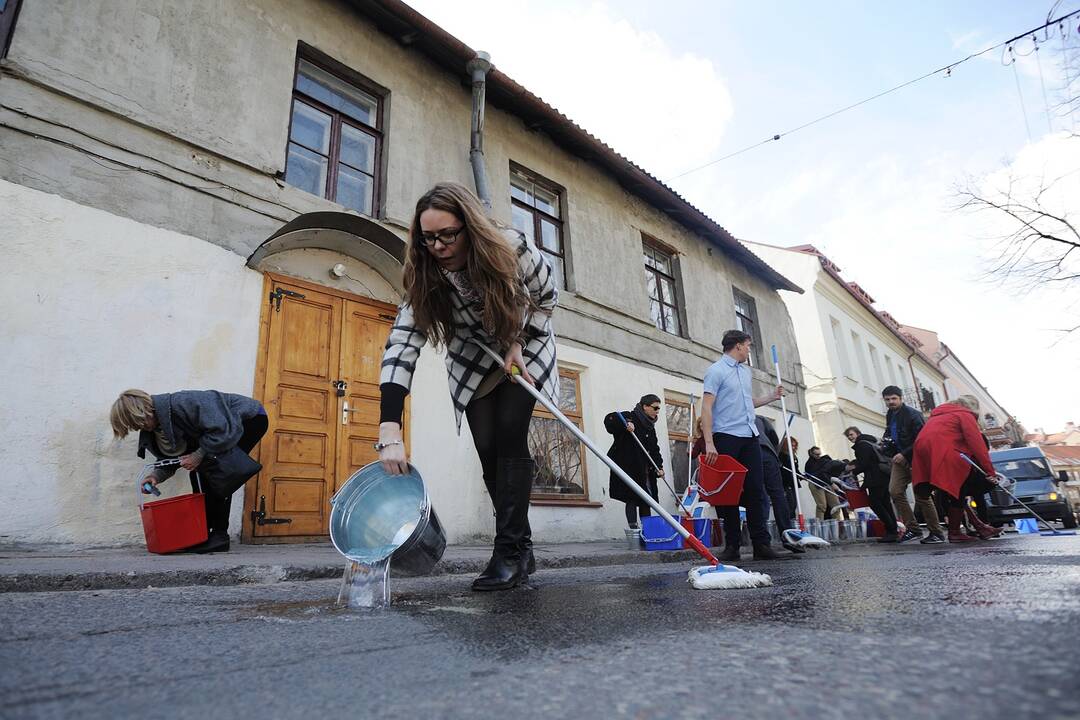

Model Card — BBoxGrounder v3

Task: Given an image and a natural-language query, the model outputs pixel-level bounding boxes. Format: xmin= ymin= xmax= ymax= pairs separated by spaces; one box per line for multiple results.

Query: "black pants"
xmin=464 ymin=380 xmax=537 ymax=506
xmin=189 ymin=413 xmax=268 ymax=533
xmin=712 ymin=433 xmax=770 ymax=547
xmin=761 ymin=452 xmax=794 ymax=532
xmin=865 ymin=482 xmax=899 ymax=535
xmin=625 ymin=501 xmax=653 ymax=527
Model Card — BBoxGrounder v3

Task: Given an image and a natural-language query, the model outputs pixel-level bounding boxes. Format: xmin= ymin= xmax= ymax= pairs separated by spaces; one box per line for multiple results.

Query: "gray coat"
xmin=138 ymin=391 xmax=264 ymax=489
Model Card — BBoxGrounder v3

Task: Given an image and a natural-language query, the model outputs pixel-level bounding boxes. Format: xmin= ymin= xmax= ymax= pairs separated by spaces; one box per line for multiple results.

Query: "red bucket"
xmin=141 ymin=493 xmax=208 ymax=554
xmin=845 ymin=487 xmax=870 ymax=510
xmin=696 ymin=454 xmax=747 ymax=506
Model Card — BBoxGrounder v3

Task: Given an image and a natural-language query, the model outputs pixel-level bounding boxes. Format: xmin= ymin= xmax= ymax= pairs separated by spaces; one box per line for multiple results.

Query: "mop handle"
xmin=472 ymin=343 xmax=717 ymax=564
xmin=958 ymin=453 xmax=1056 ymax=531
xmin=772 ymin=345 xmax=803 ymax=519
xmin=616 ymin=413 xmax=690 ymax=518
xmin=795 ymin=469 xmax=847 ymax=500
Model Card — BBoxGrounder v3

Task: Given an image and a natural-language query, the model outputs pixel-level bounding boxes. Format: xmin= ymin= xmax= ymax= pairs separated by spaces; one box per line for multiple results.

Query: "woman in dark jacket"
xmin=845 ymin=426 xmax=900 ymax=542
xmin=111 ymin=389 xmax=268 ymax=553
xmin=605 ymin=395 xmax=664 ymax=528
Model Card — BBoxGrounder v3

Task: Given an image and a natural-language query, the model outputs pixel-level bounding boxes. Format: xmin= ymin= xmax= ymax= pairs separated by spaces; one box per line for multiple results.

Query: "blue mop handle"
xmin=771 ymin=345 xmax=779 ymax=365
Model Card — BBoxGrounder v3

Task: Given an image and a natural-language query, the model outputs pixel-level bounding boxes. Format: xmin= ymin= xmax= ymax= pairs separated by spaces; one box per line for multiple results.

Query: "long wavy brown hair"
xmin=403 ymin=182 xmax=529 ymax=349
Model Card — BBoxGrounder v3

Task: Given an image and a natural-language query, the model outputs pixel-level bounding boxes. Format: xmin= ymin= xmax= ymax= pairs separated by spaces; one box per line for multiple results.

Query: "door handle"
xmin=342 ymin=400 xmax=348 ymax=425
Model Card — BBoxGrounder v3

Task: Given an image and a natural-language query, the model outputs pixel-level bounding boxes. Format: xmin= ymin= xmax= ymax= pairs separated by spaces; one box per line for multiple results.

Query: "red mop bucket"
xmin=845 ymin=487 xmax=870 ymax=510
xmin=138 ymin=467 xmax=208 ymax=554
xmin=696 ymin=454 xmax=747 ymax=506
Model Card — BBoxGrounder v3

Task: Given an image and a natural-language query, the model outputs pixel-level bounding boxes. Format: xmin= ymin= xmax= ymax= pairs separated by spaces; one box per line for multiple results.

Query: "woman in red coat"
xmin=912 ymin=395 xmax=997 ymax=543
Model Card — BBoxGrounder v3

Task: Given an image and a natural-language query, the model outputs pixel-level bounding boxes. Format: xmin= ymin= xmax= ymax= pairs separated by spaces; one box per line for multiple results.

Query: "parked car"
xmin=984 ymin=447 xmax=1078 ymax=528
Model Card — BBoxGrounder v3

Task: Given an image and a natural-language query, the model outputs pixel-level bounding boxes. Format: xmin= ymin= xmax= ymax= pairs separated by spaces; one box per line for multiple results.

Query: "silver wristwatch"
xmin=373 ymin=440 xmax=403 ymax=452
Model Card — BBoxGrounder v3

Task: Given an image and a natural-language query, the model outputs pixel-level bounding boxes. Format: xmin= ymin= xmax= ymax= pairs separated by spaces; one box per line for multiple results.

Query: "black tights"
xmin=624 ymin=503 xmax=652 ymax=527
xmin=465 ymin=380 xmax=537 ymax=502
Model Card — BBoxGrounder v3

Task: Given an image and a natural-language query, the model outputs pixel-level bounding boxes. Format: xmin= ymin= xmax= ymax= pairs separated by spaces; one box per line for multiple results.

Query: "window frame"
xmin=284 ymin=44 xmax=388 ymax=217
xmin=1 ymin=0 xmax=22 ymax=58
xmin=642 ymin=236 xmax=686 ymax=337
xmin=664 ymin=397 xmax=692 ymax=496
xmin=509 ymin=163 xmax=571 ymax=290
xmin=732 ymin=287 xmax=764 ymax=368
xmin=528 ymin=368 xmax=599 ymax=506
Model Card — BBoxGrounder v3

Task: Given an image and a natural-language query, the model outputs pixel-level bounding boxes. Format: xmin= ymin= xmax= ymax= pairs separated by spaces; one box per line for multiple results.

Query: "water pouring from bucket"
xmin=329 ymin=462 xmax=447 ymax=608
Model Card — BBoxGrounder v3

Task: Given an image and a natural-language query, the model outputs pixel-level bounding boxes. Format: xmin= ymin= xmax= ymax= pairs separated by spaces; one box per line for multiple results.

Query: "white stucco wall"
xmin=1 ymin=180 xmax=265 ymax=544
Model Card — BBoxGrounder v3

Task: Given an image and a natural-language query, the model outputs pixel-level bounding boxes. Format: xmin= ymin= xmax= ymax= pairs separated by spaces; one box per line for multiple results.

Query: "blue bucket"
xmin=641 ymin=515 xmax=683 ymax=551
xmin=328 ymin=462 xmax=446 ymax=574
xmin=1014 ymin=518 xmax=1038 ymax=534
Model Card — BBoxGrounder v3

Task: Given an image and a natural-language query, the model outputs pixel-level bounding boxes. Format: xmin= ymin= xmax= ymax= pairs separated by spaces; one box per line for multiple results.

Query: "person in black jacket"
xmin=844 ymin=426 xmax=899 ymax=543
xmin=605 ymin=395 xmax=664 ymax=528
xmin=755 ymin=416 xmax=802 ymax=552
xmin=882 ymin=385 xmax=944 ymax=544
xmin=111 ymin=389 xmax=268 ymax=553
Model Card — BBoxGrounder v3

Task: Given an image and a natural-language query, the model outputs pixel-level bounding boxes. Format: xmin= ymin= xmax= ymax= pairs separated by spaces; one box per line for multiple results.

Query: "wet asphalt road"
xmin=2 ymin=535 xmax=1079 ymax=720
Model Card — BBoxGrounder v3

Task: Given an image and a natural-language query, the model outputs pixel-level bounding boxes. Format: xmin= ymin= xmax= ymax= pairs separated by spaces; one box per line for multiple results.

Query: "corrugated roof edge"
xmin=348 ymin=0 xmax=802 ymax=294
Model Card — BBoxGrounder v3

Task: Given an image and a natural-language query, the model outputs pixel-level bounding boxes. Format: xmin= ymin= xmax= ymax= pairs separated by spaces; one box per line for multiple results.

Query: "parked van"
xmin=985 ymin=447 xmax=1078 ymax=528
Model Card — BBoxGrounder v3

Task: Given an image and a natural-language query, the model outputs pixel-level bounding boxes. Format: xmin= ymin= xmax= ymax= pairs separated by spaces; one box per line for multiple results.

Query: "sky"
xmin=406 ymin=0 xmax=1080 ymax=432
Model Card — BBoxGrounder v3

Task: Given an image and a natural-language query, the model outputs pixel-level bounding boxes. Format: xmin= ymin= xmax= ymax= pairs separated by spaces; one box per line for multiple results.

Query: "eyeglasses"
xmin=420 ymin=226 xmax=466 ymax=247
xmin=648 ymin=404 xmax=662 ymax=411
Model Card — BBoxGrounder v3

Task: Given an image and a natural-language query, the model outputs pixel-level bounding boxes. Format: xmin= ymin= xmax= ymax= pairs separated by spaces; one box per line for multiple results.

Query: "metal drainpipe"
xmin=466 ymin=52 xmax=493 ymax=208
xmin=906 ymin=350 xmax=921 ymax=410
xmin=937 ymin=344 xmax=952 ymax=400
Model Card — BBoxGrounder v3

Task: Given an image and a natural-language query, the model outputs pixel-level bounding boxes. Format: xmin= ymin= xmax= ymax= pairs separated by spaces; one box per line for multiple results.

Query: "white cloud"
xmin=403 ymin=0 xmax=733 ymax=177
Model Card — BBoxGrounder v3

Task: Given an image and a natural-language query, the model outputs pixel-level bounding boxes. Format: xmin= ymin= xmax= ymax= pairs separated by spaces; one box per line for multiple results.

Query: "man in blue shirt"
xmin=700 ymin=330 xmax=785 ymax=561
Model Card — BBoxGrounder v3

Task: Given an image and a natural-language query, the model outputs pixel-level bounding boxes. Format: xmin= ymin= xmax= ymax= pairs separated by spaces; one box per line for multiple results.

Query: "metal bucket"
xmin=329 ymin=462 xmax=446 ymax=575
xmin=624 ymin=527 xmax=642 ymax=550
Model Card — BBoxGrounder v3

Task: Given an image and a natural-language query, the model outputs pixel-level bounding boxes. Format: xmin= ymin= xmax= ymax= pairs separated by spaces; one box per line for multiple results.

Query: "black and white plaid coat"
xmin=380 ymin=230 xmax=559 ymax=433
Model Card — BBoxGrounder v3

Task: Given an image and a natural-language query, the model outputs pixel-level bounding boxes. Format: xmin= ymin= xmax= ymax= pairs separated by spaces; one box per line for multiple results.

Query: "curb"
xmin=0 ymin=547 xmax=716 ymax=593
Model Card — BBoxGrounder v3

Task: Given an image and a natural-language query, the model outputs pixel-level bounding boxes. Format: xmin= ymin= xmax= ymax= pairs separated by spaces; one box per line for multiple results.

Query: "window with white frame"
xmin=830 ymin=317 xmax=853 ymax=378
xmin=851 ymin=331 xmax=871 ymax=386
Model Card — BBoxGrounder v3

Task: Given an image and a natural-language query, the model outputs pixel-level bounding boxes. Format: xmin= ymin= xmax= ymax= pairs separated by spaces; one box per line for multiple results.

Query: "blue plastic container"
xmin=1014 ymin=518 xmax=1038 ymax=534
xmin=681 ymin=517 xmax=711 ymax=548
xmin=641 ymin=515 xmax=683 ymax=551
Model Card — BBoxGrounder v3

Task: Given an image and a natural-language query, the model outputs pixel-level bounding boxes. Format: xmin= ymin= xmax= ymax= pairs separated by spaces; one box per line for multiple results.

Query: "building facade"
xmin=1 ymin=0 xmax=813 ymax=545
xmin=900 ymin=325 xmax=1025 ymax=448
xmin=745 ymin=243 xmax=948 ymax=462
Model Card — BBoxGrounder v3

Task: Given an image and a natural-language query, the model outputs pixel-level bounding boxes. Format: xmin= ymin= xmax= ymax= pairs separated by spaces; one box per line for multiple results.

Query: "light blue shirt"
xmin=703 ymin=353 xmax=758 ymax=438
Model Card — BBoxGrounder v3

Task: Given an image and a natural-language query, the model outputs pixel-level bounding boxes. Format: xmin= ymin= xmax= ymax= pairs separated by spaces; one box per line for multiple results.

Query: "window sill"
xmin=530 ymin=498 xmax=604 ymax=508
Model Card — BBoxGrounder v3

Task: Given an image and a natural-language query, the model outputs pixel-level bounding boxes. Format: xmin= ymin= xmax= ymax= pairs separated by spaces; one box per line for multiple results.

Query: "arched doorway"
xmin=242 ymin=212 xmax=408 ymax=543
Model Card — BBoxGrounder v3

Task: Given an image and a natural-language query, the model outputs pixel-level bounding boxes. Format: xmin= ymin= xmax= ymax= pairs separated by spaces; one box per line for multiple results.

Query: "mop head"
xmin=688 ymin=564 xmax=772 ymax=590
xmin=782 ymin=529 xmax=830 ymax=548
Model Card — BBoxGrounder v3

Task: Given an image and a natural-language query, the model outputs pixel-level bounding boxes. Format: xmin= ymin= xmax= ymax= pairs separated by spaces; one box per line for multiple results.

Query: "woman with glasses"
xmin=604 ymin=395 xmax=665 ymax=530
xmin=377 ymin=182 xmax=559 ymax=591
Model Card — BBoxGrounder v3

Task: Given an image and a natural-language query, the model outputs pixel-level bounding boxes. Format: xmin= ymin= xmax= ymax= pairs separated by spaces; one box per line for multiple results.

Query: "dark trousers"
xmin=712 ymin=432 xmax=770 ymax=547
xmin=866 ymin=483 xmax=899 ymax=535
xmin=761 ymin=452 xmax=794 ymax=532
xmin=465 ymin=380 xmax=537 ymax=501
xmin=189 ymin=413 xmax=268 ymax=533
xmin=624 ymin=502 xmax=652 ymax=527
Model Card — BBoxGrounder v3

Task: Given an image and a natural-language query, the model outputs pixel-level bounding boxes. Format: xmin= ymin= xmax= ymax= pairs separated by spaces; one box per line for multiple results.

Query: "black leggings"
xmin=866 ymin=483 xmax=899 ymax=535
xmin=625 ymin=502 xmax=652 ymax=527
xmin=465 ymin=380 xmax=537 ymax=501
xmin=190 ymin=413 xmax=268 ymax=533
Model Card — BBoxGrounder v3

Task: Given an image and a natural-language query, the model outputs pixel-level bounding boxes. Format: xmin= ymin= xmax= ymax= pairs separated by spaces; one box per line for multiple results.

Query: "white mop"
xmin=772 ymin=345 xmax=830 ymax=549
xmin=472 ymin=342 xmax=771 ymax=590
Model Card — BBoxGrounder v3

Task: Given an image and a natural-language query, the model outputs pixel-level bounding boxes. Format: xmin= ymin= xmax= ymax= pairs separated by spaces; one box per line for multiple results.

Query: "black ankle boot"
xmin=191 ymin=530 xmax=230 ymax=554
xmin=472 ymin=458 xmax=533 ymax=591
xmin=719 ymin=544 xmax=740 ymax=562
xmin=752 ymin=543 xmax=780 ymax=560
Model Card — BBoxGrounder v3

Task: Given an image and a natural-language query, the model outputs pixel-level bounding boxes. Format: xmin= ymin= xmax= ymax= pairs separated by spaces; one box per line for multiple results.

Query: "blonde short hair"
xmin=954 ymin=394 xmax=980 ymax=414
xmin=110 ymin=389 xmax=154 ymax=438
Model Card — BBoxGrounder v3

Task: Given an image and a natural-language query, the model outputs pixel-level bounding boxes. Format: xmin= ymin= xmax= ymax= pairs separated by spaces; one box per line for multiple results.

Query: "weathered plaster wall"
xmin=0 ymin=180 xmax=264 ymax=543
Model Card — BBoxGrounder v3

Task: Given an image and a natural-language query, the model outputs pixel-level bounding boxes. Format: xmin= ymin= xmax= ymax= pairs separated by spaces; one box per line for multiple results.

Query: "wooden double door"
xmin=245 ymin=274 xmax=405 ymax=541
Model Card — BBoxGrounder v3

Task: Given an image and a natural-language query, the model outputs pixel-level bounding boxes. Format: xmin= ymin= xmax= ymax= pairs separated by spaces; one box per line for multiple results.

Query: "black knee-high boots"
xmin=473 ymin=458 xmax=534 ymax=591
